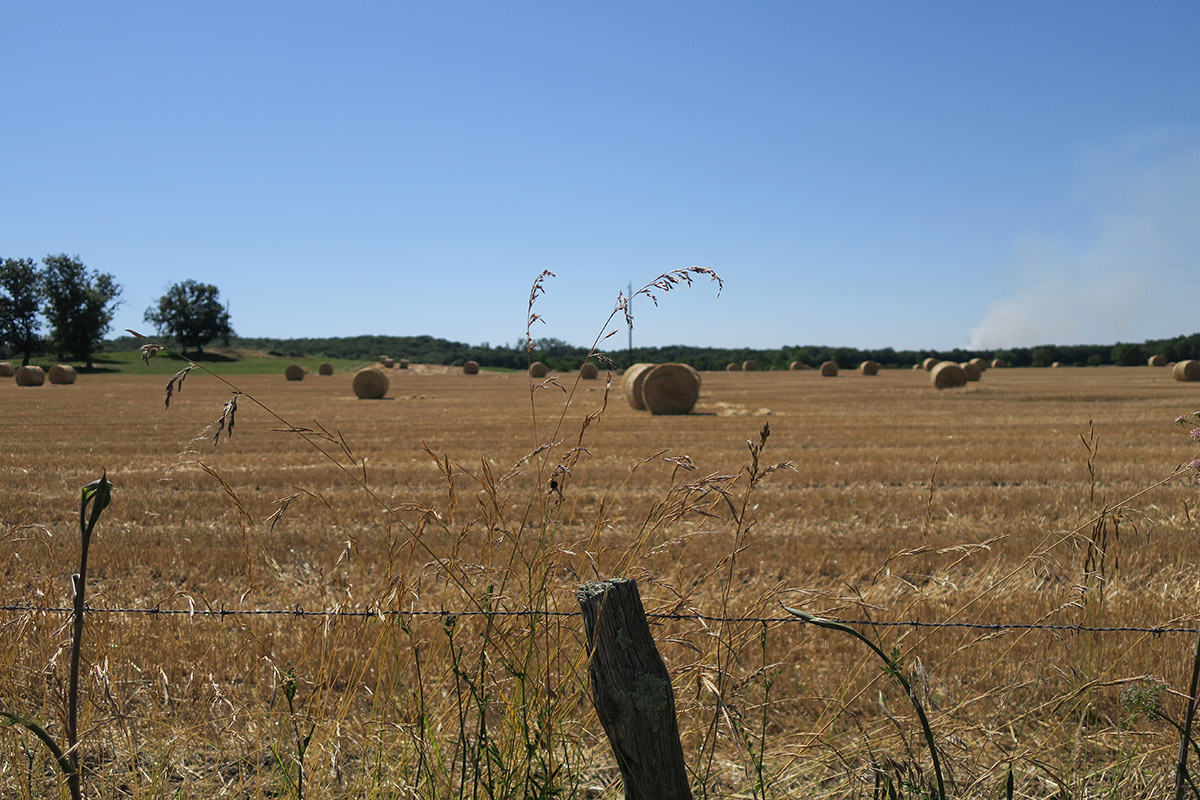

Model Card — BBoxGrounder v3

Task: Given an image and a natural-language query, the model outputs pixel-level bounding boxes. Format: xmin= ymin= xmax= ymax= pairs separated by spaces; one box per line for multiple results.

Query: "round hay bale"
xmin=0 ymin=362 xmax=13 ymax=377
xmin=14 ymin=365 xmax=45 ymax=386
xmin=788 ymin=361 xmax=809 ymax=371
xmin=641 ymin=363 xmax=701 ymax=415
xmin=991 ymin=358 xmax=1008 ymax=368
xmin=463 ymin=360 xmax=480 ymax=375
xmin=353 ymin=368 xmax=389 ymax=399
xmin=961 ymin=361 xmax=982 ymax=381
xmin=529 ymin=361 xmax=549 ymax=378
xmin=318 ymin=362 xmax=334 ymax=375
xmin=969 ymin=357 xmax=988 ymax=371
xmin=1050 ymin=362 xmax=1063 ymax=368
xmin=912 ymin=363 xmax=922 ymax=370
xmin=284 ymin=364 xmax=305 ymax=381
xmin=922 ymin=357 xmax=940 ymax=371
xmin=398 ymin=359 xmax=409 ymax=369
xmin=47 ymin=364 xmax=77 ymax=384
xmin=820 ymin=361 xmax=838 ymax=377
xmin=382 ymin=357 xmax=394 ymax=368
xmin=1174 ymin=360 xmax=1200 ymax=382
xmin=859 ymin=360 xmax=880 ymax=376
xmin=742 ymin=360 xmax=758 ymax=372
xmin=623 ymin=363 xmax=656 ymax=410
xmin=725 ymin=363 xmax=740 ymax=371
xmin=931 ymin=362 xmax=968 ymax=389
xmin=579 ymin=362 xmax=599 ymax=379
xmin=1148 ymin=354 xmax=1167 ymax=367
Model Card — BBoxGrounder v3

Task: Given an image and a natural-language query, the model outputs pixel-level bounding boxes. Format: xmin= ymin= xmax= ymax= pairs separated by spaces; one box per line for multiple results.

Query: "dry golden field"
xmin=3 ymin=362 xmax=1200 ymax=798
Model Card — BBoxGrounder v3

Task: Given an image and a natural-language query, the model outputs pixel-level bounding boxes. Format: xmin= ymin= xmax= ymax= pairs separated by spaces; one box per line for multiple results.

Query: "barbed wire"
xmin=1 ymin=604 xmax=1194 ymax=636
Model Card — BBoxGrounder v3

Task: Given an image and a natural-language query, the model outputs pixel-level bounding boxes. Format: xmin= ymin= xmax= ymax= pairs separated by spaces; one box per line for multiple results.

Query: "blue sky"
xmin=3 ymin=2 xmax=1198 ymax=352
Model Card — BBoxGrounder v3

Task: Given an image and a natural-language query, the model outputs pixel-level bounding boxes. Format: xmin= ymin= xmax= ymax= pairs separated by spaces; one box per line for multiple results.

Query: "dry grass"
xmin=3 ymin=364 xmax=1200 ymax=798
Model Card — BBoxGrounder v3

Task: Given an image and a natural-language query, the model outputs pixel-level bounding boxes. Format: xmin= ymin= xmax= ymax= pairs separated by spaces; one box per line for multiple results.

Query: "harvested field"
xmin=2 ymin=364 xmax=1199 ymax=798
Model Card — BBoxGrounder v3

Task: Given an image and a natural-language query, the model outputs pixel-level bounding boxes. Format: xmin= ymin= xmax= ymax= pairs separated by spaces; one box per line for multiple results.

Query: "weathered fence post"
xmin=577 ymin=577 xmax=692 ymax=800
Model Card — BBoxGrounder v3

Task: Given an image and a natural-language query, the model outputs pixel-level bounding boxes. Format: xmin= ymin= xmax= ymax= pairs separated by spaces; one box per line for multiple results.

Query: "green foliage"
xmin=0 ymin=256 xmax=43 ymax=365
xmin=41 ymin=253 xmax=122 ymax=368
xmin=1112 ymin=341 xmax=1146 ymax=366
xmin=143 ymin=279 xmax=235 ymax=353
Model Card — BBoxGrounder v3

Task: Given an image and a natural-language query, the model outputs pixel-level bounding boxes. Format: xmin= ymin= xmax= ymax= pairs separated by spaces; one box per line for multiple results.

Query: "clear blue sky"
xmin=3 ymin=2 xmax=1198 ymax=352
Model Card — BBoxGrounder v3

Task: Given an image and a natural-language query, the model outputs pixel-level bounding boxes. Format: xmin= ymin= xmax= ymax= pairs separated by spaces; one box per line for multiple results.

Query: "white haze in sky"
xmin=969 ymin=131 xmax=1200 ymax=350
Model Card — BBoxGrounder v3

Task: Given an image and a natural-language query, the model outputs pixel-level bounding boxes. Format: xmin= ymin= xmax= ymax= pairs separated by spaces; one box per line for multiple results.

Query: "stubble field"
xmin=2 ymin=362 xmax=1199 ymax=798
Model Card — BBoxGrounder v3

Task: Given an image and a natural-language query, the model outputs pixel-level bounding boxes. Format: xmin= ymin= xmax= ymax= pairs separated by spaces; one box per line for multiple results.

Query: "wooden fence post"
xmin=577 ymin=577 xmax=692 ymax=800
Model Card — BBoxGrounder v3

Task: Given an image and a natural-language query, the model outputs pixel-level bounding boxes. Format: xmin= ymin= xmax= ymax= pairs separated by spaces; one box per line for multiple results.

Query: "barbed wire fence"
xmin=2 ymin=604 xmax=1194 ymax=635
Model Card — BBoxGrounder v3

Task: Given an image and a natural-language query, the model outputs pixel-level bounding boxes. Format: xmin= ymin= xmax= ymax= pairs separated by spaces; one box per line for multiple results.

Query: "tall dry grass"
xmin=2 ymin=272 xmax=1200 ymax=797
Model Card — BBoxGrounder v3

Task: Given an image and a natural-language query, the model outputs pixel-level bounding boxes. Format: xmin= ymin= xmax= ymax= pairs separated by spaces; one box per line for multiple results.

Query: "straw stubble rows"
xmin=2 ymin=365 xmax=1198 ymax=796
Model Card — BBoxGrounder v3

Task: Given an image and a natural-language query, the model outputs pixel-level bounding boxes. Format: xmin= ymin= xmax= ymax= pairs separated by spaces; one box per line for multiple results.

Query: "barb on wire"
xmin=0 ymin=604 xmax=1194 ymax=635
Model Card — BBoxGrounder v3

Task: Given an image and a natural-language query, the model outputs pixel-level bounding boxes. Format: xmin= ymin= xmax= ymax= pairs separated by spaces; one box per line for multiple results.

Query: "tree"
xmin=143 ymin=280 xmax=234 ymax=353
xmin=1111 ymin=341 xmax=1144 ymax=367
xmin=41 ymin=254 xmax=122 ymax=369
xmin=0 ymin=257 xmax=44 ymax=366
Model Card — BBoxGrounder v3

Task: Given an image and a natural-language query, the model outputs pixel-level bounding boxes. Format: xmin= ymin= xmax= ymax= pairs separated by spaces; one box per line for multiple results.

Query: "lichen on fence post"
xmin=577 ymin=577 xmax=692 ymax=800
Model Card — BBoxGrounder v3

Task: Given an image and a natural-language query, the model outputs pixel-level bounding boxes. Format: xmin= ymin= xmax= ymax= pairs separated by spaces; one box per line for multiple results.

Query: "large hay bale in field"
xmin=788 ymin=361 xmax=810 ymax=371
xmin=742 ymin=360 xmax=758 ymax=372
xmin=931 ymin=362 xmax=968 ymax=389
xmin=14 ymin=365 xmax=45 ymax=386
xmin=991 ymin=358 xmax=1008 ymax=368
xmin=1174 ymin=360 xmax=1200 ymax=382
xmin=1148 ymin=354 xmax=1167 ymax=367
xmin=961 ymin=361 xmax=982 ymax=381
xmin=623 ymin=363 xmax=656 ymax=410
xmin=318 ymin=362 xmax=334 ymax=375
xmin=0 ymin=362 xmax=13 ymax=377
xmin=398 ymin=359 xmax=409 ymax=369
xmin=463 ymin=360 xmax=480 ymax=375
xmin=381 ymin=357 xmax=395 ymax=368
xmin=353 ymin=368 xmax=389 ymax=399
xmin=969 ymin=357 xmax=988 ymax=371
xmin=859 ymin=360 xmax=880 ymax=376
xmin=922 ymin=357 xmax=940 ymax=371
xmin=285 ymin=364 xmax=305 ymax=381
xmin=529 ymin=361 xmax=549 ymax=378
xmin=641 ymin=363 xmax=701 ymax=415
xmin=725 ymin=363 xmax=740 ymax=371
xmin=47 ymin=365 xmax=77 ymax=384
xmin=820 ymin=361 xmax=838 ymax=377
xmin=580 ymin=362 xmax=599 ymax=379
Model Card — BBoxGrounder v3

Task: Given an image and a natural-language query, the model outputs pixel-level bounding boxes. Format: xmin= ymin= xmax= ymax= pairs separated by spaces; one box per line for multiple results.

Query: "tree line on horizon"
xmin=98 ymin=331 xmax=1200 ymax=372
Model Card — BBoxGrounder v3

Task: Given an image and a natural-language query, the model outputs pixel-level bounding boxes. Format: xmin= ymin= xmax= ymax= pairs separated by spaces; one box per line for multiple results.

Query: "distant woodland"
xmin=98 ymin=331 xmax=1200 ymax=372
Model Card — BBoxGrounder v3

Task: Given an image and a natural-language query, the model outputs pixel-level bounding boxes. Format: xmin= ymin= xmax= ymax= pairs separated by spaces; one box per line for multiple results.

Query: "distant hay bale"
xmin=1148 ymin=354 xmax=1167 ymax=367
xmin=353 ymin=368 xmax=389 ymax=399
xmin=0 ymin=362 xmax=13 ymax=377
xmin=1174 ymin=360 xmax=1200 ymax=382
xmin=742 ymin=360 xmax=758 ymax=372
xmin=529 ymin=361 xmax=549 ymax=378
xmin=398 ymin=359 xmax=409 ymax=369
xmin=47 ymin=365 xmax=77 ymax=384
xmin=725 ymin=363 xmax=740 ymax=371
xmin=991 ymin=358 xmax=1008 ymax=368
xmin=788 ymin=361 xmax=810 ymax=371
xmin=641 ymin=363 xmax=701 ymax=415
xmin=580 ymin=362 xmax=599 ymax=379
xmin=820 ymin=361 xmax=838 ymax=377
xmin=14 ymin=365 xmax=45 ymax=386
xmin=859 ymin=360 xmax=880 ymax=376
xmin=623 ymin=363 xmax=656 ymax=410
xmin=931 ymin=362 xmax=968 ymax=389
xmin=912 ymin=364 xmax=922 ymax=370
xmin=1050 ymin=362 xmax=1063 ymax=368
xmin=284 ymin=365 xmax=305 ymax=381
xmin=382 ymin=358 xmax=395 ymax=368
xmin=463 ymin=360 xmax=480 ymax=375
xmin=961 ymin=361 xmax=982 ymax=381
xmin=969 ymin=357 xmax=988 ymax=371
xmin=922 ymin=357 xmax=940 ymax=371
xmin=318 ymin=362 xmax=334 ymax=375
